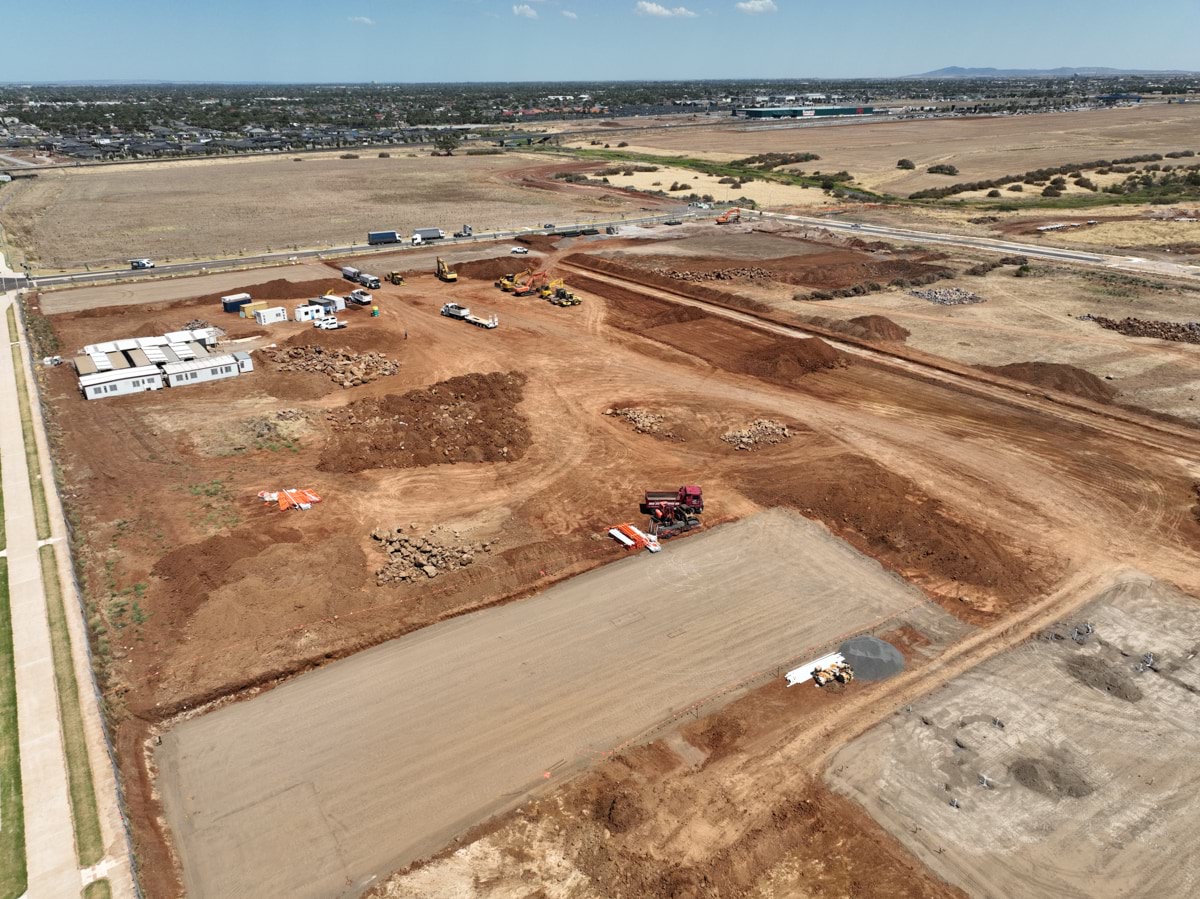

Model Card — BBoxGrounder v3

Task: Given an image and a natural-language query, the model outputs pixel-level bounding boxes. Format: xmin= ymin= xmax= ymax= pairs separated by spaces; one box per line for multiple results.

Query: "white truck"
xmin=129 ymin=258 xmax=155 ymax=270
xmin=356 ymin=272 xmax=381 ymax=289
xmin=314 ymin=316 xmax=347 ymax=330
xmin=345 ymin=289 xmax=373 ymax=306
xmin=411 ymin=228 xmax=446 ymax=246
xmin=440 ymin=303 xmax=498 ymax=330
xmin=341 ymin=266 xmax=361 ymax=282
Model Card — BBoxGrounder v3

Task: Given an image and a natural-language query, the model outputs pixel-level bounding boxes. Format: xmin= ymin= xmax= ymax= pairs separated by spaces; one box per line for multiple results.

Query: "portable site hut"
xmin=254 ymin=306 xmax=288 ymax=325
xmin=78 ymin=366 xmax=165 ymax=400
xmin=221 ymin=293 xmax=253 ymax=314
xmin=232 ymin=351 xmax=254 ymax=373
xmin=240 ymin=301 xmax=269 ymax=319
xmin=294 ymin=304 xmax=323 ymax=322
xmin=315 ymin=295 xmax=346 ymax=314
xmin=161 ymin=354 xmax=241 ymax=388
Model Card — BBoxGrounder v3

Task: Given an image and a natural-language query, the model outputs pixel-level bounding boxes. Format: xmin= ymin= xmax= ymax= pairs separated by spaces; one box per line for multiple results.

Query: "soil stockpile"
xmin=1080 ymin=313 xmax=1200 ymax=345
xmin=738 ymin=336 xmax=846 ymax=382
xmin=319 ymin=372 xmax=531 ymax=473
xmin=264 ymin=344 xmax=400 ymax=389
xmin=848 ymin=315 xmax=910 ymax=342
xmin=456 ymin=254 xmax=545 ymax=281
xmin=840 ymin=635 xmax=905 ymax=680
xmin=981 ymin=361 xmax=1116 ymax=403
xmin=195 ymin=277 xmax=350 ymax=306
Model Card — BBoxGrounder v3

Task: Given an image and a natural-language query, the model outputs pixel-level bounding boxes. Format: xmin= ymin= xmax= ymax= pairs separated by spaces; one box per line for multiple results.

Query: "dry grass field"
xmin=0 ymin=151 xmax=651 ymax=270
xmin=596 ymin=104 xmax=1200 ymax=196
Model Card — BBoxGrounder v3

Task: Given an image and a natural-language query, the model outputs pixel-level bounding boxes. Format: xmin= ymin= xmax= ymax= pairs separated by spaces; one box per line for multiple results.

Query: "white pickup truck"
xmin=314 ymin=316 xmax=347 ymax=330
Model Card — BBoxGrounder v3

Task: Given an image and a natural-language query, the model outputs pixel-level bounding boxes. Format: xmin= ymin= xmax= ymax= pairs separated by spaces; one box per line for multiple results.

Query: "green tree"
xmin=433 ymin=132 xmax=461 ymax=156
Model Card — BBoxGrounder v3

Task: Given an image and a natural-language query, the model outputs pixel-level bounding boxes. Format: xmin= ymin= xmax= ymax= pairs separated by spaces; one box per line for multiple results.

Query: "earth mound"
xmin=738 ymin=337 xmax=846 ymax=383
xmin=319 ymin=372 xmax=531 ymax=473
xmin=982 ymin=361 xmax=1116 ymax=403
xmin=1009 ymin=755 xmax=1094 ymax=799
xmin=839 ymin=635 xmax=905 ymax=680
xmin=456 ymin=255 xmax=545 ymax=281
xmin=195 ymin=277 xmax=350 ymax=306
xmin=848 ymin=315 xmax=910 ymax=342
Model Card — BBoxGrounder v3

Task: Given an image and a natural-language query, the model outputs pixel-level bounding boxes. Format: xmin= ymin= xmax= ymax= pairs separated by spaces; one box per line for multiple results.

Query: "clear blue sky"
xmin=2 ymin=0 xmax=1196 ymax=82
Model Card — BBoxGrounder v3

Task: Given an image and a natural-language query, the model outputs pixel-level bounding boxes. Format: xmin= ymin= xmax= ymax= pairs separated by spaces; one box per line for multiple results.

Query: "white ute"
xmin=314 ymin=316 xmax=347 ymax=330
xmin=510 ymin=246 xmax=529 ymax=255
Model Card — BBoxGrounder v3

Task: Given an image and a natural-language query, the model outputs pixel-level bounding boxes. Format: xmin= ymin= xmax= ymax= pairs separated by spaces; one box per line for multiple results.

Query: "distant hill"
xmin=910 ymin=66 xmax=1197 ymax=78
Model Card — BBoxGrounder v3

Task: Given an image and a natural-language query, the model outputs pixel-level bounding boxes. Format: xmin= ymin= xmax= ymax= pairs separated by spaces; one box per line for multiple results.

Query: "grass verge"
xmin=40 ymin=544 xmax=104 ymax=866
xmin=83 ymin=878 xmax=112 ymax=899
xmin=9 ymin=343 xmax=50 ymax=541
xmin=0 ymin=559 xmax=28 ymax=899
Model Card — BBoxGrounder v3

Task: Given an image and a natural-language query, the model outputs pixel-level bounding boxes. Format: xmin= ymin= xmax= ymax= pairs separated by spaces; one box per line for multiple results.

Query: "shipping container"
xmin=239 ymin=301 xmax=269 ymax=318
xmin=253 ymin=307 xmax=289 ymax=325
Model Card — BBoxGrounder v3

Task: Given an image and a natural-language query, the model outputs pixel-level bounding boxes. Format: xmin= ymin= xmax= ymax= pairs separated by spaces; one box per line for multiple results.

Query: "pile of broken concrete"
xmin=721 ymin=419 xmax=791 ymax=451
xmin=265 ymin=345 xmax=399 ymax=388
xmin=651 ymin=266 xmax=774 ymax=284
xmin=371 ymin=527 xmax=496 ymax=585
xmin=1080 ymin=314 xmax=1200 ymax=345
xmin=910 ymin=287 xmax=984 ymax=306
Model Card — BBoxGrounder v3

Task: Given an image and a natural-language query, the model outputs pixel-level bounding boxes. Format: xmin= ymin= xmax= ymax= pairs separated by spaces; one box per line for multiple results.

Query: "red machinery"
xmin=642 ymin=485 xmax=703 ymax=538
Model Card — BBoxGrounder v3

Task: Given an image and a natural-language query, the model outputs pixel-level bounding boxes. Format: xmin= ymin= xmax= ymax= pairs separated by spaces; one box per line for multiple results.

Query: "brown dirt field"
xmin=36 ymin=227 xmax=1200 ymax=898
xmin=0 ymin=151 xmax=652 ymax=270
xmin=606 ymin=104 xmax=1200 ymax=197
xmin=980 ymin=361 xmax=1117 ymax=404
xmin=455 ymin=254 xmax=548 ymax=281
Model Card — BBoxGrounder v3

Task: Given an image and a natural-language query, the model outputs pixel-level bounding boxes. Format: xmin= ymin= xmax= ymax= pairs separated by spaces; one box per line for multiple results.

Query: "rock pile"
xmin=910 ymin=287 xmax=985 ymax=306
xmin=265 ymin=345 xmax=399 ymax=388
xmin=604 ymin=407 xmax=664 ymax=434
xmin=182 ymin=319 xmax=211 ymax=330
xmin=721 ymin=419 xmax=791 ymax=451
xmin=371 ymin=527 xmax=496 ymax=585
xmin=651 ymin=266 xmax=775 ymax=285
xmin=1079 ymin=314 xmax=1200 ymax=345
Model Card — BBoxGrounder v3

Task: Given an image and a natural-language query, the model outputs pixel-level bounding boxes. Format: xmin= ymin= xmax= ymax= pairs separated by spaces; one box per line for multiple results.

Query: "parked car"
xmin=511 ymin=246 xmax=529 ymax=255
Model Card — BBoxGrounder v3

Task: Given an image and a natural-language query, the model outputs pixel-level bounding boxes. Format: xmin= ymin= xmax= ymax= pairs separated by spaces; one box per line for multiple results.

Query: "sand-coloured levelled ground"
xmin=829 ymin=575 xmax=1200 ymax=899
xmin=157 ymin=510 xmax=928 ymax=899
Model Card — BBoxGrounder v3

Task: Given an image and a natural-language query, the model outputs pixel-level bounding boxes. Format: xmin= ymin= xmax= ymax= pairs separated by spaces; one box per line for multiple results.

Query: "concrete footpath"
xmin=2 ymin=283 xmax=136 ymax=897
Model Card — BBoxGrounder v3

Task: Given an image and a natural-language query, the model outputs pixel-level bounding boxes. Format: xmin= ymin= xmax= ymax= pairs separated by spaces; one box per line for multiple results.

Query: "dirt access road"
xmin=157 ymin=510 xmax=928 ymax=899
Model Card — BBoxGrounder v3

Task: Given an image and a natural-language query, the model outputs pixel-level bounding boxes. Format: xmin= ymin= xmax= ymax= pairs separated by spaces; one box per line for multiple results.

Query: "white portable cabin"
xmin=232 ymin=351 xmax=254 ymax=373
xmin=161 ymin=354 xmax=241 ymax=388
xmin=78 ymin=366 xmax=164 ymax=400
xmin=294 ymin=304 xmax=323 ymax=322
xmin=253 ymin=306 xmax=288 ymax=325
xmin=315 ymin=295 xmax=346 ymax=313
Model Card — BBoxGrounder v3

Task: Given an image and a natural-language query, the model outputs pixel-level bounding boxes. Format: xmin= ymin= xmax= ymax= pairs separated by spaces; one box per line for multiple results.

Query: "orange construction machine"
xmin=715 ymin=207 xmax=741 ymax=225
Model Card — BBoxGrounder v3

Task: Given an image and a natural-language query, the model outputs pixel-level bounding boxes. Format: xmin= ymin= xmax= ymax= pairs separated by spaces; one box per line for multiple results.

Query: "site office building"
xmin=162 ymin=354 xmax=250 ymax=388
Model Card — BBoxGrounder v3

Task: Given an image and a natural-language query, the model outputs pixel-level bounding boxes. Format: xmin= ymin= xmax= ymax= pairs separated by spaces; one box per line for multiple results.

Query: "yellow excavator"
xmin=436 ymin=257 xmax=458 ymax=283
xmin=385 ymin=271 xmax=405 ymax=286
xmin=496 ymin=269 xmax=526 ymax=292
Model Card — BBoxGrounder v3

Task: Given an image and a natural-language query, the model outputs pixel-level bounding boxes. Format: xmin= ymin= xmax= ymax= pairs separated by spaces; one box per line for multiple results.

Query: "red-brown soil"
xmin=981 ymin=361 xmax=1117 ymax=403
xmin=850 ymin=314 xmax=911 ymax=341
xmin=456 ymin=254 xmax=547 ymax=281
xmin=319 ymin=372 xmax=532 ymax=472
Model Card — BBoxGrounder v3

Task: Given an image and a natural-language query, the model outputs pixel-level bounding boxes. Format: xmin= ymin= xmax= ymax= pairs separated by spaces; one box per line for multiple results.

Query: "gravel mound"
xmin=911 ymin=287 xmax=984 ymax=306
xmin=721 ymin=419 xmax=791 ymax=451
xmin=839 ymin=635 xmax=904 ymax=680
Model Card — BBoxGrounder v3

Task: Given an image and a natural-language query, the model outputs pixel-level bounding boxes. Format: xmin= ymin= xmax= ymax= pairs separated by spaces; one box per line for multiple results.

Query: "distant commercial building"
xmin=735 ymin=106 xmax=876 ymax=119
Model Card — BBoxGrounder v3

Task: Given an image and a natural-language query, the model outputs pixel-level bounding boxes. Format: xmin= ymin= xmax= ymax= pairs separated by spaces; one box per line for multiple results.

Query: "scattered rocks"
xmin=265 ymin=344 xmax=400 ymax=388
xmin=910 ymin=287 xmax=985 ymax=306
xmin=721 ymin=419 xmax=791 ymax=451
xmin=372 ymin=527 xmax=495 ymax=586
xmin=651 ymin=266 xmax=775 ymax=285
xmin=181 ymin=319 xmax=211 ymax=330
xmin=1079 ymin=313 xmax=1200 ymax=345
xmin=604 ymin=407 xmax=664 ymax=434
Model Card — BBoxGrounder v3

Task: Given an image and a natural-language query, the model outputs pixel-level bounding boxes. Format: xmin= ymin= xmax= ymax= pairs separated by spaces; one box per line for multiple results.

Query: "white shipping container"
xmin=254 ymin=306 xmax=289 ymax=325
xmin=294 ymin=304 xmax=323 ymax=322
xmin=162 ymin=354 xmax=242 ymax=388
xmin=78 ymin=365 xmax=165 ymax=400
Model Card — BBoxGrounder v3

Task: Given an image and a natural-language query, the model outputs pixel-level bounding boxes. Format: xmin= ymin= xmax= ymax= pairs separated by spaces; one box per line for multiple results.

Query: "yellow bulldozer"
xmin=385 ymin=271 xmax=405 ymax=286
xmin=436 ymin=257 xmax=458 ymax=283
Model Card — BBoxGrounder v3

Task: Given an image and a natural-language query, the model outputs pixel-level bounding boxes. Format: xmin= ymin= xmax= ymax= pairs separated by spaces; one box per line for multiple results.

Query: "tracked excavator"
xmin=436 ymin=257 xmax=458 ymax=283
xmin=715 ymin=207 xmax=741 ymax=225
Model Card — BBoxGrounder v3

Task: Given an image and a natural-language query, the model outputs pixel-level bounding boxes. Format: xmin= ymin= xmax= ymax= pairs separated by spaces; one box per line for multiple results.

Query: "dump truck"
xmin=367 ymin=230 xmax=401 ymax=245
xmin=345 ymin=289 xmax=373 ymax=306
xmin=341 ymin=266 xmax=361 ymax=282
xmin=440 ymin=303 xmax=497 ymax=329
xmin=357 ymin=273 xmax=381 ymax=289
xmin=436 ymin=257 xmax=458 ymax=283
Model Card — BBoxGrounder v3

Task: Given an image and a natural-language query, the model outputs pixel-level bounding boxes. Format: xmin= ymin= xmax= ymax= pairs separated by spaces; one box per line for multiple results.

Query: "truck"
xmin=440 ymin=303 xmax=498 ymax=330
xmin=129 ymin=258 xmax=155 ymax=270
xmin=356 ymin=272 xmax=381 ymax=289
xmin=367 ymin=230 xmax=401 ymax=246
xmin=412 ymin=228 xmax=446 ymax=245
xmin=453 ymin=225 xmax=473 ymax=238
xmin=314 ymin=316 xmax=347 ymax=330
xmin=642 ymin=485 xmax=704 ymax=538
xmin=341 ymin=266 xmax=361 ymax=282
xmin=345 ymin=289 xmax=373 ymax=306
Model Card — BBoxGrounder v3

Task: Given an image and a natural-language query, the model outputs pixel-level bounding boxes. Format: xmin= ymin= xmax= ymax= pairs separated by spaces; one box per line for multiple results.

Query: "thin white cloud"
xmin=513 ymin=3 xmax=539 ymax=18
xmin=562 ymin=9 xmax=578 ymax=18
xmin=348 ymin=15 xmax=375 ymax=25
xmin=635 ymin=2 xmax=697 ymax=17
xmin=736 ymin=0 xmax=777 ymax=12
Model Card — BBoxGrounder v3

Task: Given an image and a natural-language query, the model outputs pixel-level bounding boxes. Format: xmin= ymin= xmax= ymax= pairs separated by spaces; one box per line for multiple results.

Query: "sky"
xmin=1 ymin=0 xmax=1197 ymax=83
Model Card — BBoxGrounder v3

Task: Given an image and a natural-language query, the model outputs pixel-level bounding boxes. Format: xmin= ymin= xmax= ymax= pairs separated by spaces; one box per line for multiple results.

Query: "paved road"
xmin=758 ymin=211 xmax=1200 ymax=280
xmin=0 ymin=289 xmax=80 ymax=897
xmin=157 ymin=510 xmax=927 ymax=899
xmin=29 ymin=212 xmax=701 ymax=288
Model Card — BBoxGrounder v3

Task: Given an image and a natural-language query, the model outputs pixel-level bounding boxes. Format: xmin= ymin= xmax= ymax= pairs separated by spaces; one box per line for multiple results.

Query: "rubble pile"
xmin=182 ymin=319 xmax=211 ymax=330
xmin=265 ymin=345 xmax=399 ymax=388
xmin=604 ymin=407 xmax=664 ymax=434
xmin=1079 ymin=314 xmax=1200 ymax=345
xmin=371 ymin=527 xmax=496 ymax=585
xmin=651 ymin=266 xmax=775 ymax=285
xmin=721 ymin=419 xmax=792 ymax=451
xmin=910 ymin=287 xmax=985 ymax=306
